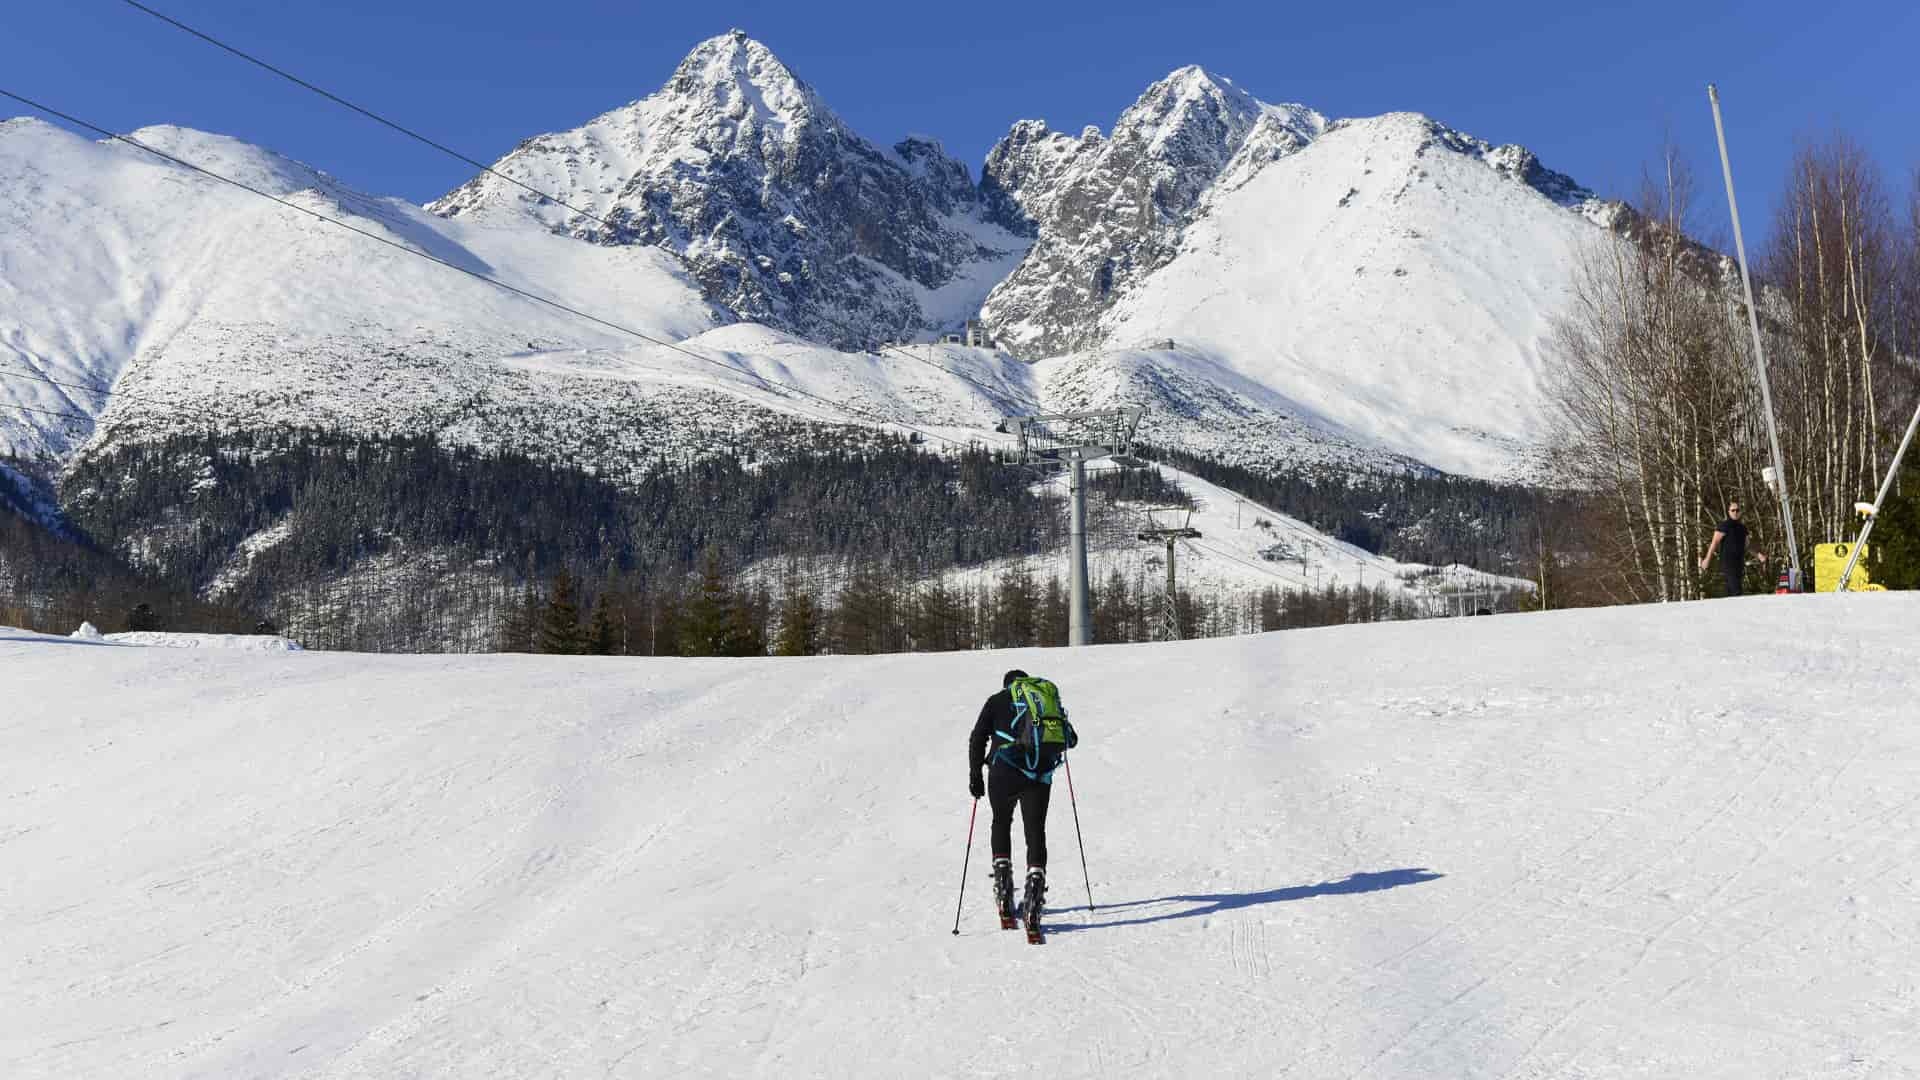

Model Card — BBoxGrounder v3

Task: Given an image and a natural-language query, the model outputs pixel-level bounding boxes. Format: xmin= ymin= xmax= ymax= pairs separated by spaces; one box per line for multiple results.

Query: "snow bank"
xmin=101 ymin=631 xmax=304 ymax=651
xmin=3 ymin=596 xmax=1916 ymax=1077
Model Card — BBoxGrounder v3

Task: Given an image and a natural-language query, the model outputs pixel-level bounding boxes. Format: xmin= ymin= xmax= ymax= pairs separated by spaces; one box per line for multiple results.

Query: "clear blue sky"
xmin=8 ymin=1 xmax=1919 ymax=236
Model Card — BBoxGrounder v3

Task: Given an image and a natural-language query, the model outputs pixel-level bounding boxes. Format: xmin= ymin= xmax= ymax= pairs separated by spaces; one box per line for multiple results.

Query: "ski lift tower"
xmin=1003 ymin=407 xmax=1146 ymax=646
xmin=1138 ymin=505 xmax=1202 ymax=642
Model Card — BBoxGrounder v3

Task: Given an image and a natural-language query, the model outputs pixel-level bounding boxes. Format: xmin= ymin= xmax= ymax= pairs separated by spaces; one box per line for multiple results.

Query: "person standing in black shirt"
xmin=968 ymin=669 xmax=1077 ymax=928
xmin=1699 ymin=500 xmax=1768 ymax=596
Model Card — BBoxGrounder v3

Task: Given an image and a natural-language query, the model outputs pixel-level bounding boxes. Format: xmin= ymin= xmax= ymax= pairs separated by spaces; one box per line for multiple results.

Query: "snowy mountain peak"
xmin=978 ymin=69 xmax=1327 ymax=356
xmin=2 ymin=40 xmax=1619 ymax=484
xmin=1324 ymin=112 xmax=1599 ymax=210
xmin=659 ymin=29 xmax=826 ymax=135
xmin=1115 ymin=67 xmax=1324 ymax=159
xmin=1121 ymin=65 xmax=1258 ymax=135
xmin=427 ymin=32 xmax=1029 ymax=347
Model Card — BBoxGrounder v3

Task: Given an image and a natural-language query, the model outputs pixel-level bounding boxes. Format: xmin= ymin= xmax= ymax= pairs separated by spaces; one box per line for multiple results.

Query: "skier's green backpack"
xmin=997 ymin=676 xmax=1074 ymax=777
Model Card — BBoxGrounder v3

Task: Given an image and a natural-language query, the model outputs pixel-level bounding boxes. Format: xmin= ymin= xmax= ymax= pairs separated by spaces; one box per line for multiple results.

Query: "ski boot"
xmin=991 ymin=858 xmax=1017 ymax=930
xmin=1022 ymin=866 xmax=1047 ymax=945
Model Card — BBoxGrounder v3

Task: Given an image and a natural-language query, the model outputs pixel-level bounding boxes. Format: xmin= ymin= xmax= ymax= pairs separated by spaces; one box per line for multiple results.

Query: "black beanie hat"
xmin=1002 ymin=668 xmax=1029 ymax=687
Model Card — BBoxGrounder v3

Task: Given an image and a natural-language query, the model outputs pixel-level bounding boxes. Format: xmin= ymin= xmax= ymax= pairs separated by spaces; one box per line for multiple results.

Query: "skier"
xmin=1699 ymin=500 xmax=1768 ymax=597
xmin=969 ymin=669 xmax=1077 ymax=940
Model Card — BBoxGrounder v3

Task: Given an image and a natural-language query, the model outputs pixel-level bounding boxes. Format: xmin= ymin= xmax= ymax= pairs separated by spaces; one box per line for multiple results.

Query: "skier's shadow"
xmin=1048 ymin=868 xmax=1443 ymax=933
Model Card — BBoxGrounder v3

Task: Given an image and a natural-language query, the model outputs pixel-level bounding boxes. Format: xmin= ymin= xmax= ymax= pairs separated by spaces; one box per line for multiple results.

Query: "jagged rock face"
xmin=977 ymin=69 xmax=1325 ymax=358
xmin=429 ymin=31 xmax=1023 ymax=347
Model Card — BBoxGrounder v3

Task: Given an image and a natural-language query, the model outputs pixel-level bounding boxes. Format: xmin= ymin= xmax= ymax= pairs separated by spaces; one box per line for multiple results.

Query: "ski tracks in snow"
xmin=11 ymin=600 xmax=1920 ymax=1077
xmin=303 ymin=669 xmax=850 ymax=1077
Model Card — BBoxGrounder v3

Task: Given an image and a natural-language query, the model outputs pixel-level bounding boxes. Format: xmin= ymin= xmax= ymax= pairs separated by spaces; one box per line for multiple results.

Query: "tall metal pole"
xmin=1835 ymin=393 xmax=1920 ymax=591
xmin=1068 ymin=452 xmax=1091 ymax=646
xmin=1709 ymin=83 xmax=1804 ymax=591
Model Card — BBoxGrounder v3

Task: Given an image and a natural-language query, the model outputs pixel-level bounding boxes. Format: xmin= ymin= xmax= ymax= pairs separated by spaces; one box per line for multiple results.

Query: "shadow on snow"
xmin=1047 ymin=868 xmax=1444 ymax=933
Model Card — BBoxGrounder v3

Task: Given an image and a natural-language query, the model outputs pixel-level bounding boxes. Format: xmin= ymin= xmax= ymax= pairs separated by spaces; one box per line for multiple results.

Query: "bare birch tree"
xmin=1763 ymin=136 xmax=1901 ymax=549
xmin=1547 ymin=146 xmax=1760 ymax=601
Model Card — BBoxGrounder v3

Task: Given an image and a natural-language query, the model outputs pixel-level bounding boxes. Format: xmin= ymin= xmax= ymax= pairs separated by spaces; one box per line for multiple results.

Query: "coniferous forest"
xmin=4 ymin=429 xmax=1533 ymax=653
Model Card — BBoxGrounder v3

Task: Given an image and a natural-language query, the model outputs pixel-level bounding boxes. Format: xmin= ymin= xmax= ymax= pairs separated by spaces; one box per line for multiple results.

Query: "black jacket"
xmin=969 ymin=688 xmax=1017 ymax=774
xmin=969 ymin=687 xmax=1078 ymax=780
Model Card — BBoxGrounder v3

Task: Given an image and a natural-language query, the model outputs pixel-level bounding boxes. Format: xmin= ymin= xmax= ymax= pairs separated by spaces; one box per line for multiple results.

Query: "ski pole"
xmin=951 ymin=798 xmax=979 ymax=935
xmin=1064 ymin=757 xmax=1094 ymax=912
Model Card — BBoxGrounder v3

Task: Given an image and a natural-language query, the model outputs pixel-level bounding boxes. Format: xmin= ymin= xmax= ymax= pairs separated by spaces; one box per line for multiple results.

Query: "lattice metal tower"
xmin=1138 ymin=506 xmax=1201 ymax=642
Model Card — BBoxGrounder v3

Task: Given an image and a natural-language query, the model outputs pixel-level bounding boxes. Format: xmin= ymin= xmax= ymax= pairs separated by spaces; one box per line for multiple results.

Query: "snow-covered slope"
xmin=925 ymin=460 xmax=1522 ymax=609
xmin=5 ymin=596 xmax=1917 ymax=1077
xmin=0 ymin=118 xmax=1058 ymax=472
xmin=0 ymin=116 xmax=727 ymax=460
xmin=1100 ymin=113 xmax=1607 ymax=479
xmin=1035 ymin=342 xmax=1428 ymax=475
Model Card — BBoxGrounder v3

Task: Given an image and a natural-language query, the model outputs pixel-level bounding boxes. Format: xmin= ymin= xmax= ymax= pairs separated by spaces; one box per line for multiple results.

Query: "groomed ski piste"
xmin=5 ymin=596 xmax=1917 ymax=1078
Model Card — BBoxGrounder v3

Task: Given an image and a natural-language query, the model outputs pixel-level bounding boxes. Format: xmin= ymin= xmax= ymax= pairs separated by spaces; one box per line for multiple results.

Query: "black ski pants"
xmin=1723 ymin=560 xmax=1744 ymax=597
xmin=987 ymin=760 xmax=1051 ymax=869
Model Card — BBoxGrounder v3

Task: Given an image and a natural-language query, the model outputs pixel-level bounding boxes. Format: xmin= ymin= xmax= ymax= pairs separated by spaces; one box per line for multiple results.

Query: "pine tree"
xmin=990 ymin=567 xmax=1038 ymax=648
xmin=1092 ymin=568 xmax=1132 ymax=644
xmin=722 ymin=589 xmax=767 ymax=657
xmin=497 ymin=558 xmax=543 ymax=652
xmin=537 ymin=570 xmax=585 ymax=655
xmin=834 ymin=566 xmax=897 ymax=654
xmin=1040 ymin=575 xmax=1068 ymax=647
xmin=775 ymin=582 xmax=822 ymax=656
xmin=586 ymin=596 xmax=618 ymax=655
xmin=909 ymin=580 xmax=973 ymax=652
xmin=652 ymin=585 xmax=684 ymax=656
xmin=680 ymin=552 xmax=734 ymax=657
xmin=1863 ymin=464 xmax=1920 ymax=590
xmin=1258 ymin=586 xmax=1285 ymax=632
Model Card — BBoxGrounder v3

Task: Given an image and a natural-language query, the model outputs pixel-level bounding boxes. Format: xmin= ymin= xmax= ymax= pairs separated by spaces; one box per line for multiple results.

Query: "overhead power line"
xmin=119 ymin=0 xmax=602 ymax=227
xmin=118 ymin=0 xmax=1042 ymax=414
xmin=0 ymin=87 xmax=988 ymax=452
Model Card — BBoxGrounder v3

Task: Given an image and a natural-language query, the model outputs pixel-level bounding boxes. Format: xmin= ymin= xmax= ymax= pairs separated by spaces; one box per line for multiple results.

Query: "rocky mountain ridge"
xmin=428 ymin=30 xmax=1029 ymax=348
xmin=4 ymin=29 xmax=1614 ymax=486
xmin=427 ymin=32 xmax=1604 ymax=362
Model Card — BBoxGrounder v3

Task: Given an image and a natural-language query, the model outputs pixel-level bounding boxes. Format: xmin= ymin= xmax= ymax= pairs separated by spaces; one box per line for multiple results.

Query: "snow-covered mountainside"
xmin=925 ymin=460 xmax=1523 ymax=608
xmin=0 ymin=118 xmax=1032 ymax=474
xmin=0 ymin=115 xmax=742 ymax=463
xmin=6 ymin=595 xmax=1917 ymax=1077
xmin=1101 ymin=113 xmax=1611 ymax=478
xmin=428 ymin=30 xmax=1031 ymax=346
xmin=978 ymin=67 xmax=1326 ymax=357
xmin=3 ymin=30 xmax=1621 ymax=489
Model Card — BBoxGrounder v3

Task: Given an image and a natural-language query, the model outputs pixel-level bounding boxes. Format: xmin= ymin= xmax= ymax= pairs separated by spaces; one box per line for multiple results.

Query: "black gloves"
xmin=969 ymin=770 xmax=985 ymax=799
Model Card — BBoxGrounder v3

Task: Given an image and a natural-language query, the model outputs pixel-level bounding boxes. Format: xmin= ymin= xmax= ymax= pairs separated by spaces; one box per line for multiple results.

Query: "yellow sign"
xmin=1814 ymin=542 xmax=1883 ymax=592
